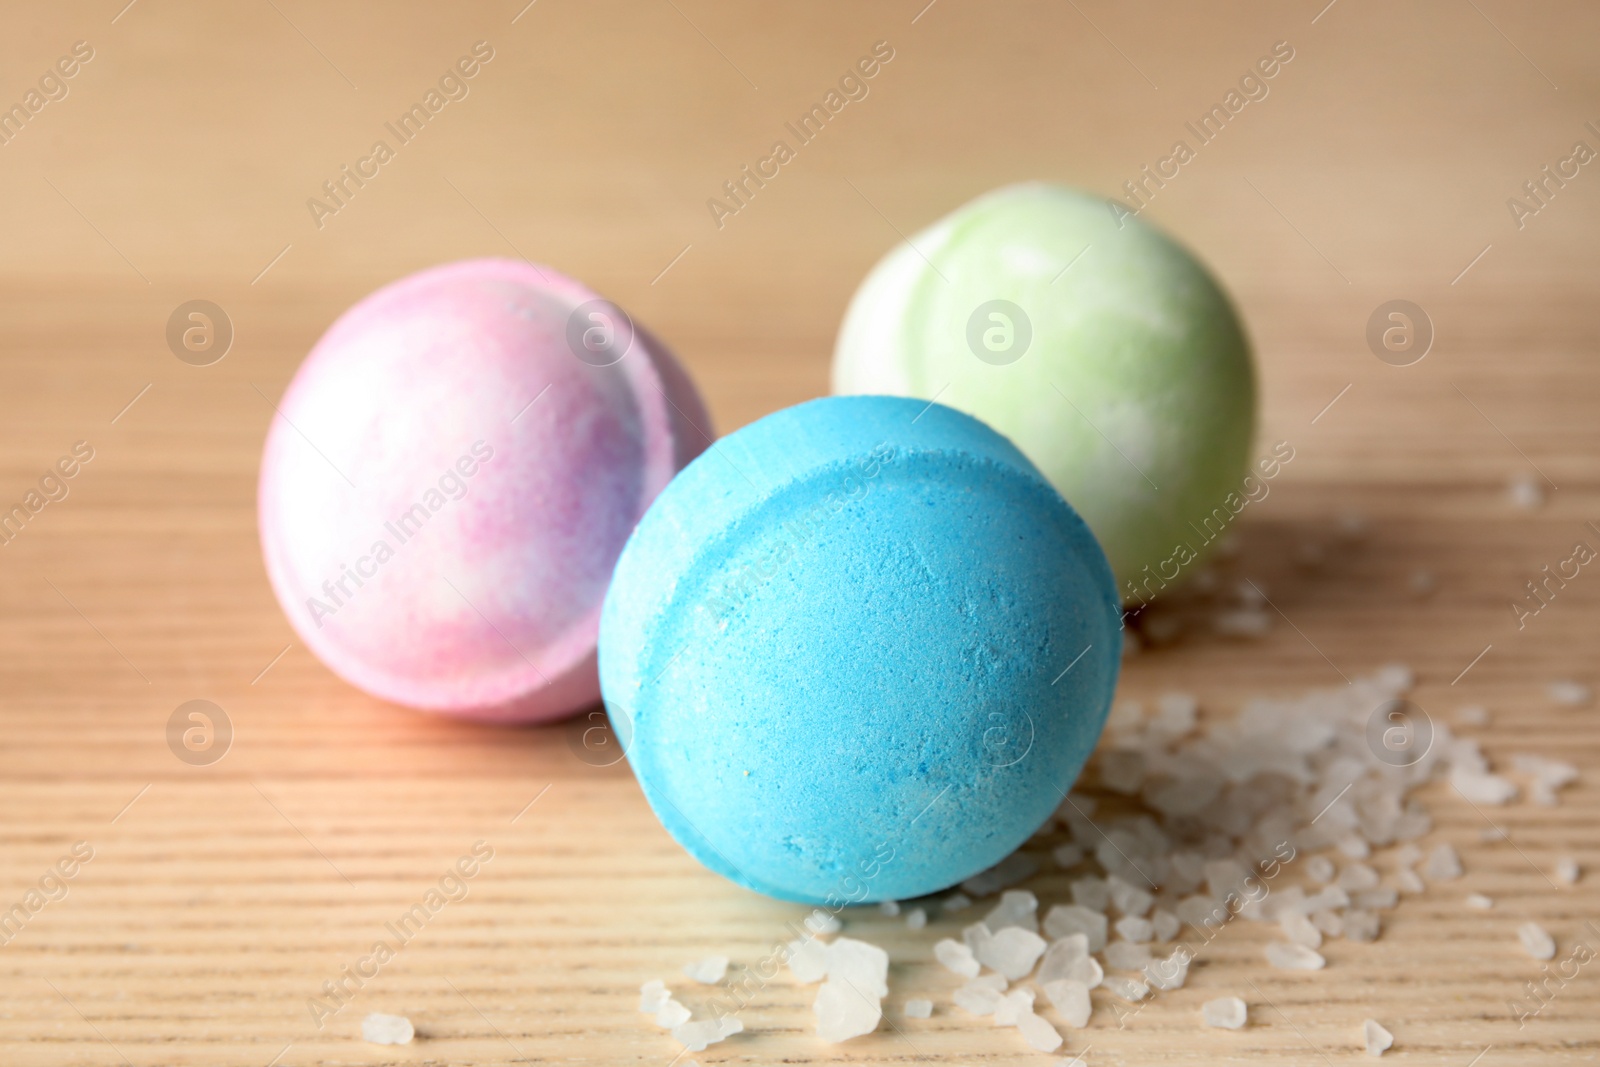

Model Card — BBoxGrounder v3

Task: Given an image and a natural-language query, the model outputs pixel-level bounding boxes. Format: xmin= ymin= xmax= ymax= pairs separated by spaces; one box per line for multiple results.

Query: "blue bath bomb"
xmin=598 ymin=396 xmax=1121 ymax=905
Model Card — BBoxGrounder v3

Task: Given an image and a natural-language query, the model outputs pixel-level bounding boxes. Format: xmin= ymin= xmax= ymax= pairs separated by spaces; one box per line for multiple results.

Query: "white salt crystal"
xmin=1151 ymin=909 xmax=1180 ymax=942
xmin=1041 ymin=978 xmax=1092 ymax=1028
xmin=943 ymin=892 xmax=972 ymax=912
xmin=1156 ymin=691 xmax=1198 ymax=733
xmin=1202 ymin=996 xmax=1247 ymax=1029
xmin=1338 ymin=863 xmax=1380 ymax=891
xmin=362 ymin=1013 xmax=414 ymax=1046
xmin=1356 ymin=888 xmax=1399 ymax=910
xmin=953 ymin=979 xmax=1005 ymax=1016
xmin=827 ymin=937 xmax=889 ymax=997
xmin=1396 ymin=868 xmax=1425 ymax=894
xmin=1394 ymin=843 xmax=1422 ymax=866
xmin=1456 ymin=705 xmax=1490 ymax=727
xmin=977 ymin=927 xmax=1048 ymax=980
xmin=1337 ymin=833 xmax=1372 ymax=860
xmin=1100 ymin=749 xmax=1146 ymax=794
xmin=683 ymin=956 xmax=728 ymax=984
xmin=1511 ymin=753 xmax=1580 ymax=791
xmin=906 ymin=907 xmax=928 ymax=929
xmin=934 ymin=937 xmax=981 ymax=978
xmin=963 ymin=921 xmax=993 ymax=955
xmin=1508 ymin=473 xmax=1543 ymax=509
xmin=878 ymin=900 xmax=900 ymax=917
xmin=1203 ymin=859 xmax=1250 ymax=900
xmin=1450 ymin=766 xmax=1518 ymax=805
xmin=1104 ymin=940 xmax=1152 ymax=971
xmin=1052 ymin=842 xmax=1084 ymax=868
xmin=639 ymin=979 xmax=668 ymax=1013
xmin=1280 ymin=910 xmax=1322 ymax=949
xmin=1555 ymin=856 xmax=1580 ymax=885
xmin=1343 ymin=910 xmax=1381 ymax=942
xmin=985 ymin=889 xmax=1039 ymax=933
xmin=656 ymin=998 xmax=692 ymax=1028
xmin=675 ymin=1016 xmax=740 ymax=1052
xmin=805 ymin=909 xmax=842 ymax=935
xmin=1424 ymin=844 xmax=1463 ymax=881
xmin=1115 ymin=916 xmax=1154 ymax=943
xmin=1144 ymin=947 xmax=1191 ymax=991
xmin=1465 ymin=893 xmax=1494 ymax=910
xmin=814 ymin=980 xmax=880 ymax=1043
xmin=1306 ymin=855 xmax=1336 ymax=884
xmin=1265 ymin=942 xmax=1325 ymax=970
xmin=992 ymin=987 xmax=1036 ymax=1026
xmin=1043 ymin=904 xmax=1108 ymax=951
xmin=1303 ymin=886 xmax=1350 ymax=913
xmin=1548 ymin=681 xmax=1592 ymax=707
xmin=1312 ymin=909 xmax=1342 ymax=936
xmin=1101 ymin=975 xmax=1149 ymax=1002
xmin=904 ymin=998 xmax=932 ymax=1019
xmin=1108 ymin=875 xmax=1154 ymax=918
xmin=1363 ymin=1018 xmax=1394 ymax=1056
xmin=1017 ymin=1010 xmax=1064 ymax=1052
xmin=1518 ymin=921 xmax=1556 ymax=960
xmin=789 ymin=938 xmax=830 ymax=983
xmin=1069 ymin=876 xmax=1110 ymax=912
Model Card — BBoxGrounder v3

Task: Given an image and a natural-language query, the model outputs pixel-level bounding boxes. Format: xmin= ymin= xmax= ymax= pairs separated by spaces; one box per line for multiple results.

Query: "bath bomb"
xmin=833 ymin=182 xmax=1257 ymax=602
xmin=258 ymin=258 xmax=710 ymax=722
xmin=599 ymin=396 xmax=1121 ymax=904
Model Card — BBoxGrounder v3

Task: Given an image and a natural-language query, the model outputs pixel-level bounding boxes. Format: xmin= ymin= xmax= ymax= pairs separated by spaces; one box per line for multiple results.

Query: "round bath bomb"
xmin=258 ymin=258 xmax=710 ymax=722
xmin=833 ymin=182 xmax=1256 ymax=602
xmin=598 ymin=396 xmax=1121 ymax=904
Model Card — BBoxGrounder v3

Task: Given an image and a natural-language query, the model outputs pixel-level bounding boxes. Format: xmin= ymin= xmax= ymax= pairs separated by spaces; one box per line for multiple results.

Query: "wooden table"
xmin=1 ymin=1 xmax=1595 ymax=1063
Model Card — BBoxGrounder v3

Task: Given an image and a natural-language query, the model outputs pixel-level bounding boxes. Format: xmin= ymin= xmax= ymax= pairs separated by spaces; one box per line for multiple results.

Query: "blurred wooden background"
xmin=0 ymin=1 xmax=1595 ymax=1063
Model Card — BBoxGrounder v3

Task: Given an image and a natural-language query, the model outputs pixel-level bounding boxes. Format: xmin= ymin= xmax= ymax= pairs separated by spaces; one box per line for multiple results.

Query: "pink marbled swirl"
xmin=258 ymin=258 xmax=710 ymax=722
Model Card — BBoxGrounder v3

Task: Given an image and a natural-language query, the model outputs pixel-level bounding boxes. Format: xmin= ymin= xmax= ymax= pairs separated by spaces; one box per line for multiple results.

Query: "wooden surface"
xmin=2 ymin=1 xmax=1598 ymax=1063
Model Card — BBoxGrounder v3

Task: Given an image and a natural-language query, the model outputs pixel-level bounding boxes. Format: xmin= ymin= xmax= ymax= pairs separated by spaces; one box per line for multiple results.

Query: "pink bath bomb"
xmin=258 ymin=258 xmax=710 ymax=722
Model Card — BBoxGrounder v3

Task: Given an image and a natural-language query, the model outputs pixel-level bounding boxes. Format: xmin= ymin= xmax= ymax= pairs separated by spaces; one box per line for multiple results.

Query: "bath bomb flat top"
xmin=599 ymin=395 xmax=1121 ymax=904
xmin=259 ymin=258 xmax=708 ymax=720
xmin=833 ymin=182 xmax=1256 ymax=600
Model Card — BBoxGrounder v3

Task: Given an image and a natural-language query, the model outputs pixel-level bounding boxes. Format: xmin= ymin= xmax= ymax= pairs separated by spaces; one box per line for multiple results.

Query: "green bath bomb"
xmin=832 ymin=182 xmax=1257 ymax=602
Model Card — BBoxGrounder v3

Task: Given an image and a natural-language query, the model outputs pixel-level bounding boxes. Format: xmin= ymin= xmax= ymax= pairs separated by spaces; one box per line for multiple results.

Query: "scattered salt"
xmin=1101 ymin=975 xmax=1149 ymax=1002
xmin=656 ymin=998 xmax=692 ymax=1028
xmin=953 ymin=978 xmax=1006 ymax=1016
xmin=1104 ymin=940 xmax=1152 ymax=971
xmin=1450 ymin=766 xmax=1518 ymax=805
xmin=1555 ymin=856 xmax=1580 ymax=885
xmin=933 ymin=938 xmax=981 ymax=979
xmin=814 ymin=980 xmax=879 ymax=1043
xmin=1424 ymin=844 xmax=1463 ymax=881
xmin=1202 ymin=996 xmax=1247 ymax=1029
xmin=904 ymin=998 xmax=932 ymax=1019
xmin=805 ymin=909 xmax=842 ymax=935
xmin=789 ymin=938 xmax=830 ymax=983
xmin=1363 ymin=1018 xmax=1394 ymax=1056
xmin=1052 ymin=843 xmax=1084 ymax=868
xmin=985 ymin=889 xmax=1039 ymax=933
xmin=361 ymin=1013 xmax=414 ymax=1046
xmin=1343 ymin=910 xmax=1381 ymax=942
xmin=1265 ymin=942 xmax=1326 ymax=970
xmin=943 ymin=892 xmax=972 ymax=912
xmin=1396 ymin=868 xmax=1425 ymax=894
xmin=992 ymin=987 xmax=1036 ymax=1026
xmin=1547 ymin=680 xmax=1592 ymax=707
xmin=1338 ymin=863 xmax=1380 ymax=891
xmin=977 ymin=926 xmax=1048 ymax=980
xmin=1280 ymin=910 xmax=1323 ymax=949
xmin=1518 ymin=921 xmax=1556 ymax=960
xmin=906 ymin=907 xmax=928 ymax=929
xmin=1507 ymin=473 xmax=1542 ymax=509
xmin=683 ymin=956 xmax=728 ymax=984
xmin=1465 ymin=893 xmax=1493 ymax=910
xmin=1017 ymin=1009 xmax=1064 ymax=1052
xmin=1041 ymin=977 xmax=1092 ymax=1028
xmin=878 ymin=900 xmax=900 ymax=917
xmin=674 ymin=1016 xmax=740 ymax=1052
xmin=1042 ymin=904 xmax=1108 ymax=951
xmin=1108 ymin=874 xmax=1154 ymax=918
xmin=1306 ymin=855 xmax=1336 ymax=884
xmin=1151 ymin=908 xmax=1180 ymax=942
xmin=1144 ymin=947 xmax=1191 ymax=991
xmin=639 ymin=979 xmax=668 ymax=1013
xmin=1115 ymin=916 xmax=1154 ymax=943
xmin=1069 ymin=876 xmax=1110 ymax=913
xmin=827 ymin=937 xmax=889 ymax=998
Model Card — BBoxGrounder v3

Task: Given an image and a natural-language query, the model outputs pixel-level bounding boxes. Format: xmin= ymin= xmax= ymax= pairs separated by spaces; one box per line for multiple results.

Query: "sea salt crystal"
xmin=1070 ymin=876 xmax=1110 ymax=912
xmin=953 ymin=979 xmax=1006 ymax=1016
xmin=827 ymin=938 xmax=889 ymax=997
xmin=1424 ymin=844 xmax=1463 ymax=881
xmin=639 ymin=979 xmax=668 ymax=1013
xmin=1363 ymin=1018 xmax=1394 ymax=1056
xmin=1450 ymin=766 xmax=1518 ymax=805
xmin=1115 ymin=916 xmax=1154 ymax=943
xmin=1337 ymin=834 xmax=1371 ymax=860
xmin=1396 ymin=868 xmax=1425 ymax=894
xmin=805 ymin=909 xmax=842 ymax=935
xmin=683 ymin=956 xmax=728 ymax=984
xmin=1203 ymin=996 xmax=1247 ymax=1029
xmin=1555 ymin=856 xmax=1580 ymax=885
xmin=1101 ymin=975 xmax=1149 ymax=1002
xmin=1519 ymin=921 xmax=1556 ymax=960
xmin=964 ymin=921 xmax=993 ymax=956
xmin=934 ymin=938 xmax=981 ymax=979
xmin=362 ymin=1013 xmax=414 ymax=1046
xmin=1041 ymin=978 xmax=1092 ymax=1028
xmin=1144 ymin=947 xmax=1191 ymax=991
xmin=1053 ymin=843 xmax=1084 ymax=868
xmin=1312 ymin=909 xmax=1342 ymax=936
xmin=879 ymin=900 xmax=900 ymax=917
xmin=906 ymin=907 xmax=928 ymax=930
xmin=1108 ymin=875 xmax=1154 ymax=918
xmin=1265 ymin=942 xmax=1325 ymax=970
xmin=904 ymin=998 xmax=932 ymax=1019
xmin=1547 ymin=680 xmax=1592 ymax=707
xmin=977 ymin=927 xmax=1048 ymax=980
xmin=1343 ymin=910 xmax=1381 ymax=942
xmin=1306 ymin=855 xmax=1336 ymax=884
xmin=992 ymin=987 xmax=1036 ymax=1026
xmin=943 ymin=892 xmax=972 ymax=912
xmin=1151 ymin=909 xmax=1180 ymax=942
xmin=985 ymin=889 xmax=1039 ymax=933
xmin=1508 ymin=473 xmax=1543 ymax=509
xmin=1203 ymin=859 xmax=1250 ymax=900
xmin=1466 ymin=893 xmax=1494 ymax=910
xmin=1104 ymin=940 xmax=1152 ymax=971
xmin=1338 ymin=863 xmax=1380 ymax=891
xmin=814 ymin=980 xmax=880 ymax=1043
xmin=1511 ymin=754 xmax=1580 ymax=793
xmin=674 ymin=1015 xmax=742 ymax=1052
xmin=1043 ymin=904 xmax=1108 ymax=951
xmin=1017 ymin=1010 xmax=1064 ymax=1052
xmin=1038 ymin=933 xmax=1103 ymax=988
xmin=1356 ymin=888 xmax=1399 ymax=910
xmin=789 ymin=938 xmax=830 ymax=983
xmin=656 ymin=998 xmax=692 ymax=1028
xmin=1281 ymin=910 xmax=1323 ymax=949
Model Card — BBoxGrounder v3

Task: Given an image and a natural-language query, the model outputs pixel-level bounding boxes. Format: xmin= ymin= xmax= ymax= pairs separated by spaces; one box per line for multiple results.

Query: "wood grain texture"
xmin=0 ymin=1 xmax=1596 ymax=1063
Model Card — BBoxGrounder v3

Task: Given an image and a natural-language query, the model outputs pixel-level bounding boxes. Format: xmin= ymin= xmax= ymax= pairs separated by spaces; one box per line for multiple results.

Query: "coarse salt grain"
xmin=814 ymin=979 xmax=879 ymax=1043
xmin=1363 ymin=1018 xmax=1393 ymax=1056
xmin=1518 ymin=921 xmax=1556 ymax=960
xmin=639 ymin=979 xmax=668 ymax=1013
xmin=789 ymin=938 xmax=830 ymax=983
xmin=977 ymin=926 xmax=1048 ymax=980
xmin=683 ymin=956 xmax=728 ymax=984
xmin=1043 ymin=904 xmax=1107 ymax=951
xmin=906 ymin=906 xmax=928 ymax=929
xmin=1508 ymin=473 xmax=1543 ymax=509
xmin=1424 ymin=843 xmax=1463 ymax=881
xmin=1101 ymin=975 xmax=1149 ymax=1002
xmin=985 ymin=889 xmax=1039 ymax=933
xmin=1041 ymin=978 xmax=1092 ymax=1028
xmin=1555 ymin=857 xmax=1580 ymax=885
xmin=1548 ymin=680 xmax=1592 ymax=706
xmin=904 ymin=998 xmax=932 ymax=1019
xmin=1265 ymin=942 xmax=1325 ymax=970
xmin=879 ymin=900 xmax=900 ymax=917
xmin=992 ymin=988 xmax=1036 ymax=1026
xmin=656 ymin=998 xmax=692 ymax=1028
xmin=805 ymin=909 xmax=842 ymax=935
xmin=1017 ymin=1009 xmax=1064 ymax=1052
xmin=933 ymin=938 xmax=980 ymax=979
xmin=1466 ymin=893 xmax=1494 ymax=910
xmin=1202 ymin=996 xmax=1247 ymax=1029
xmin=362 ymin=1013 xmax=414 ymax=1046
xmin=1104 ymin=940 xmax=1152 ymax=971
